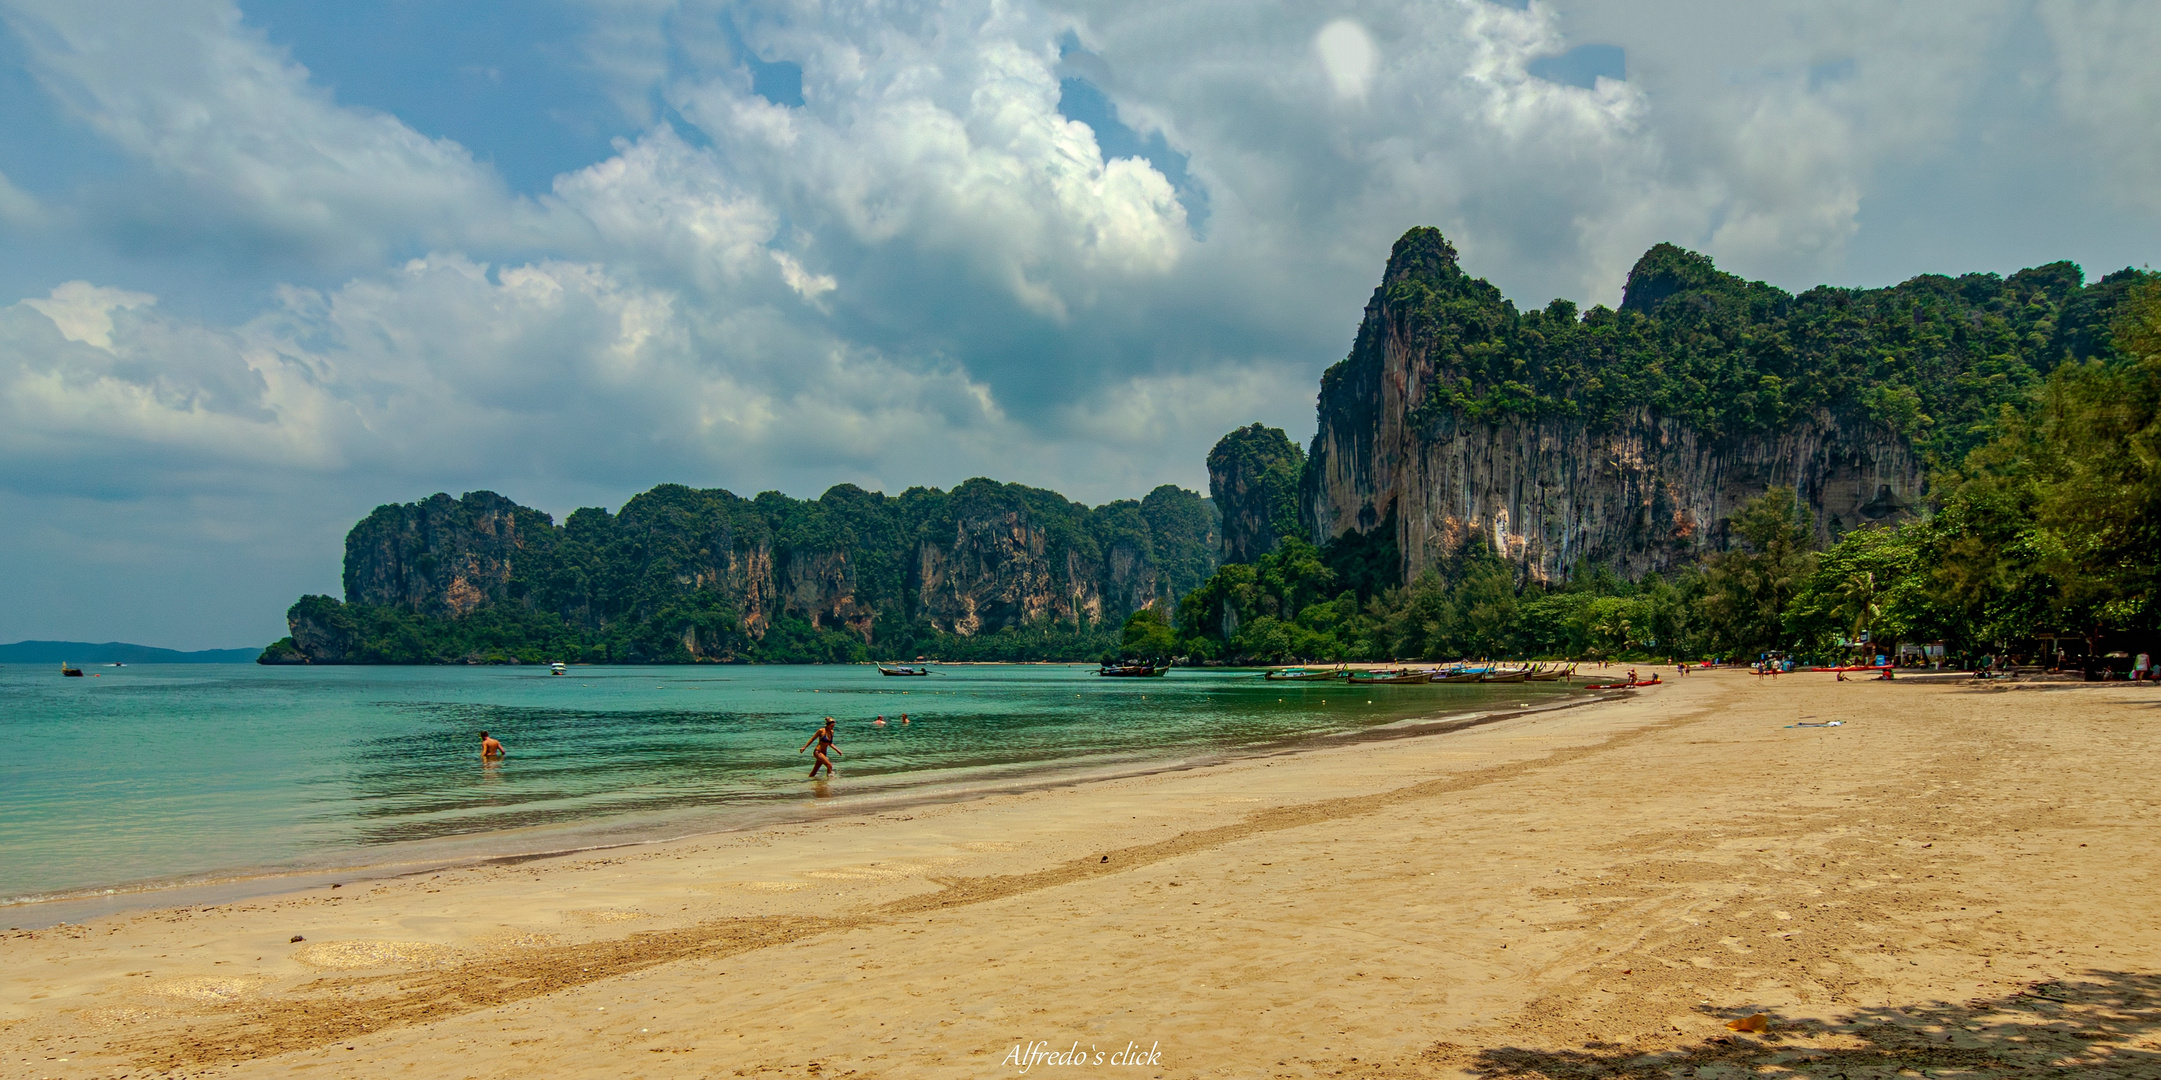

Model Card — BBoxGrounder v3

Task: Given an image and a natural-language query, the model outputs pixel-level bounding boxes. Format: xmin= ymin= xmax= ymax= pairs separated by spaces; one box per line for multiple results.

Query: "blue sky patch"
xmin=236 ymin=0 xmax=629 ymax=194
xmin=1529 ymin=44 xmax=1626 ymax=89
xmin=1057 ymin=77 xmax=1208 ymax=231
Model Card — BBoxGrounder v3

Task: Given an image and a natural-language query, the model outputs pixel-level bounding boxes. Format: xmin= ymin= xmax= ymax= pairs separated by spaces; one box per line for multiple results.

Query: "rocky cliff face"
xmin=342 ymin=491 xmax=556 ymax=618
xmin=1208 ymin=424 xmax=1306 ymax=564
xmin=1305 ymin=229 xmax=1930 ymax=583
xmin=303 ymin=478 xmax=1217 ymax=661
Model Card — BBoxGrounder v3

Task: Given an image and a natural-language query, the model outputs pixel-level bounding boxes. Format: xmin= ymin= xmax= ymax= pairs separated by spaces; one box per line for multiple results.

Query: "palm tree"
xmin=1835 ymin=570 xmax=1882 ymax=658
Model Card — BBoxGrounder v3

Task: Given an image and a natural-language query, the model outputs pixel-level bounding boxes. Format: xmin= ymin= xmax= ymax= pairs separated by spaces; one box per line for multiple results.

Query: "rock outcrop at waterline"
xmin=273 ymin=479 xmax=1218 ymax=663
xmin=1302 ymin=227 xmax=2130 ymax=583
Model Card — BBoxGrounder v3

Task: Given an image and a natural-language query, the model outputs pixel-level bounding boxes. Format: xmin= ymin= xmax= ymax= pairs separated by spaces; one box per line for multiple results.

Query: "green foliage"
xmin=1140 ymin=485 xmax=1222 ymax=606
xmin=1120 ymin=608 xmax=1179 ymax=661
xmin=1777 ymin=278 xmax=2161 ymax=656
xmin=1172 ymin=529 xmax=1699 ymax=664
xmin=255 ymin=637 xmax=305 ymax=664
xmin=1207 ymin=424 xmax=1306 ymax=562
xmin=1786 ymin=525 xmax=1926 ymax=653
xmin=898 ymin=620 xmax=1118 ymax=663
xmin=1693 ymin=488 xmax=1819 ymax=657
xmin=285 ymin=476 xmax=1215 ymax=664
xmin=1332 ymin=229 xmax=2149 ymax=468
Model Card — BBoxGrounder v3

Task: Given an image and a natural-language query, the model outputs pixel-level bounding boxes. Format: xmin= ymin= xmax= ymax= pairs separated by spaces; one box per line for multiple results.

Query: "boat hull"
xmin=1346 ymin=672 xmax=1433 ymax=684
xmin=1097 ymin=665 xmax=1169 ymax=677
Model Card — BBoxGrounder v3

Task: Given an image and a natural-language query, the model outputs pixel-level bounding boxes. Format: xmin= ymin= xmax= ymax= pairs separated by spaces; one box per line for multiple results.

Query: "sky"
xmin=2 ymin=0 xmax=2158 ymax=650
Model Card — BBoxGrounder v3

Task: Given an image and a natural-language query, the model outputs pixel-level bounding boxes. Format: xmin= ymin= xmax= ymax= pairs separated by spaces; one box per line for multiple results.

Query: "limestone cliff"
xmin=1302 ymin=228 xmax=2110 ymax=583
xmin=342 ymin=492 xmax=555 ymax=618
xmin=1208 ymin=424 xmax=1306 ymax=564
xmin=296 ymin=479 xmax=1218 ymax=662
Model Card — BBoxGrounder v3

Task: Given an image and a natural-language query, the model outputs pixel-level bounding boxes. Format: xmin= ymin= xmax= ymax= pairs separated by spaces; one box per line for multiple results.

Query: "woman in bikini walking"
xmin=799 ymin=717 xmax=841 ymax=778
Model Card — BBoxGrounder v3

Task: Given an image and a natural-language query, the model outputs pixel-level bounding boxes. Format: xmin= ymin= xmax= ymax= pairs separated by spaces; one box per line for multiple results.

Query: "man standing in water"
xmin=479 ymin=731 xmax=505 ymax=761
xmin=800 ymin=717 xmax=841 ymax=778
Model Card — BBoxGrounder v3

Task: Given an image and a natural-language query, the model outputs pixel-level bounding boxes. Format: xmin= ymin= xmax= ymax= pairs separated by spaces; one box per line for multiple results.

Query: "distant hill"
xmin=0 ymin=640 xmax=260 ymax=664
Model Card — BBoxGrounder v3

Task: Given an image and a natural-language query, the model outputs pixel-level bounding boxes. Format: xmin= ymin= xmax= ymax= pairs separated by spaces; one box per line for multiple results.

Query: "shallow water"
xmin=0 ymin=663 xmax=1573 ymax=906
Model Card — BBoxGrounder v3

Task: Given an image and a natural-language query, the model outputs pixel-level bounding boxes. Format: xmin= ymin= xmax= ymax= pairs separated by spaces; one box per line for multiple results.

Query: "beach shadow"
xmin=1435 ymin=971 xmax=2161 ymax=1079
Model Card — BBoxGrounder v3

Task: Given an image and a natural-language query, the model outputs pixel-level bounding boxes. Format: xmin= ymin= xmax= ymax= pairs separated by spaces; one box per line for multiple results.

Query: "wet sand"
xmin=5 ymin=669 xmax=2161 ymax=1078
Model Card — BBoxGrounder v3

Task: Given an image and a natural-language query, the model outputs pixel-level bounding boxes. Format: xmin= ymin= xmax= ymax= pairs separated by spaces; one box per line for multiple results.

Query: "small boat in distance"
xmin=62 ymin=662 xmax=84 ymax=677
xmin=549 ymin=661 xmax=567 ymax=675
xmin=878 ymin=664 xmax=933 ymax=676
xmin=1096 ymin=662 xmax=1169 ymax=677
xmin=1582 ymin=675 xmax=1662 ymax=689
xmin=1345 ymin=668 xmax=1433 ymax=684
xmin=1262 ymin=666 xmax=1341 ymax=681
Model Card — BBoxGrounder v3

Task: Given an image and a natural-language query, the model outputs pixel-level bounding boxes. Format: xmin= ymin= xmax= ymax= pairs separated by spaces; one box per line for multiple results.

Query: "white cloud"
xmin=3 ymin=0 xmax=562 ymax=266
xmin=21 ymin=281 xmax=155 ymax=350
xmin=667 ymin=11 xmax=1190 ymax=322
xmin=1315 ymin=20 xmax=1380 ymax=103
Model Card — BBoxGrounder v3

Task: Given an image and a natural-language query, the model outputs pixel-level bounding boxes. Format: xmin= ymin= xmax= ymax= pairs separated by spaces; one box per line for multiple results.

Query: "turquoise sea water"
xmin=0 ymin=663 xmax=1573 ymax=909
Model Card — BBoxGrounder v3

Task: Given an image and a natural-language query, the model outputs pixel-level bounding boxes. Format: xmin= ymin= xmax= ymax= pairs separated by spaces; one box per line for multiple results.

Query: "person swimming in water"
xmin=799 ymin=717 xmax=841 ymax=778
xmin=479 ymin=731 xmax=505 ymax=761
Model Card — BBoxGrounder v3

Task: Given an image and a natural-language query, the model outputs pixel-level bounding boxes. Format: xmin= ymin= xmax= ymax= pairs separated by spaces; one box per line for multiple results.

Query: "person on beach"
xmin=479 ymin=731 xmax=505 ymax=761
xmin=800 ymin=718 xmax=841 ymax=778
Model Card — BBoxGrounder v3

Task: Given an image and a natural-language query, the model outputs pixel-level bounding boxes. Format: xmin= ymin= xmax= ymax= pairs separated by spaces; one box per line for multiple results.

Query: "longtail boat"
xmin=1582 ymin=675 xmax=1662 ymax=689
xmin=1097 ymin=663 xmax=1169 ymax=677
xmin=1526 ymin=663 xmax=1576 ymax=682
xmin=878 ymin=664 xmax=933 ymax=676
xmin=1479 ymin=667 xmax=1531 ymax=683
xmin=1346 ymin=668 xmax=1433 ymax=684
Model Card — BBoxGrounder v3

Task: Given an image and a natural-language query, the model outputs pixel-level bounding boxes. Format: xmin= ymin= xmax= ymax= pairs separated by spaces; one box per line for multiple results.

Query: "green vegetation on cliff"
xmin=1784 ymin=279 xmax=2161 ymax=656
xmin=272 ymin=478 xmax=1217 ymax=664
xmin=1182 ymin=277 xmax=2161 ymax=664
xmin=1207 ymin=424 xmax=1306 ymax=564
xmin=1341 ymin=227 xmax=2149 ymax=465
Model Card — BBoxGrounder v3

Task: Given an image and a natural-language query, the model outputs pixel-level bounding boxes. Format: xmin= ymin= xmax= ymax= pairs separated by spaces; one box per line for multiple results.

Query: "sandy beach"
xmin=6 ymin=669 xmax=2161 ymax=1079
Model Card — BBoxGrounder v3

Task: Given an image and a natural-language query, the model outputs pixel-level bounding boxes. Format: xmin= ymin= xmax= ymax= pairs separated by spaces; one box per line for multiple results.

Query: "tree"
xmin=1121 ymin=608 xmax=1179 ymax=662
xmin=1909 ymin=277 xmax=2161 ymax=651
xmin=1695 ymin=488 xmax=1817 ymax=657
